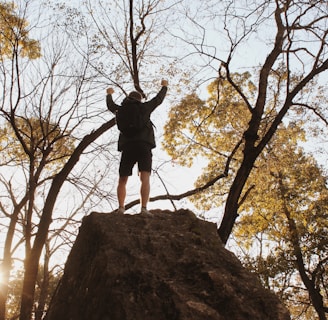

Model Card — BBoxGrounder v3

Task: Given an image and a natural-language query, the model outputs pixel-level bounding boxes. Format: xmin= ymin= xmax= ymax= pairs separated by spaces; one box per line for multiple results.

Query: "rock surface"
xmin=45 ymin=209 xmax=290 ymax=320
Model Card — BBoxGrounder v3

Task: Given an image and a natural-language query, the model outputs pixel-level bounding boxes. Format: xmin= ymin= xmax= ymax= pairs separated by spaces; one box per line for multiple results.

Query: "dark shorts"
xmin=119 ymin=142 xmax=153 ymax=177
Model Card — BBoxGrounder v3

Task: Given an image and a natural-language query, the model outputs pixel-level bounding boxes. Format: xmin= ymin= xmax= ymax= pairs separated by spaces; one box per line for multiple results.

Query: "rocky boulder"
xmin=45 ymin=209 xmax=290 ymax=320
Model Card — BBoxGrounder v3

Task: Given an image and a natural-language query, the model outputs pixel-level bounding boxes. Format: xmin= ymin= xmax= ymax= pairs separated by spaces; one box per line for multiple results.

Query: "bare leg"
xmin=139 ymin=171 xmax=151 ymax=208
xmin=117 ymin=176 xmax=128 ymax=208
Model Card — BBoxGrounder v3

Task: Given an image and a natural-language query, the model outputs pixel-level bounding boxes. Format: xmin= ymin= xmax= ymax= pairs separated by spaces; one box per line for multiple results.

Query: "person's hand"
xmin=161 ymin=79 xmax=168 ymax=87
xmin=107 ymin=87 xmax=114 ymax=95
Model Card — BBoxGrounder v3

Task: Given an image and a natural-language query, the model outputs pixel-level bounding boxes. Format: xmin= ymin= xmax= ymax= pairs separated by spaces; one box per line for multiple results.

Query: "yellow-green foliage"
xmin=234 ymin=132 xmax=328 ymax=318
xmin=163 ymin=72 xmax=293 ymax=210
xmin=0 ymin=117 xmax=75 ymax=173
xmin=235 ymin=133 xmax=327 ymax=246
xmin=0 ymin=2 xmax=41 ymax=59
xmin=163 ymin=73 xmax=255 ymax=167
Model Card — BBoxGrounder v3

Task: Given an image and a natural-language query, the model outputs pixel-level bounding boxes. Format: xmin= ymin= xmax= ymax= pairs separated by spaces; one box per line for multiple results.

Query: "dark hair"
xmin=128 ymin=91 xmax=142 ymax=101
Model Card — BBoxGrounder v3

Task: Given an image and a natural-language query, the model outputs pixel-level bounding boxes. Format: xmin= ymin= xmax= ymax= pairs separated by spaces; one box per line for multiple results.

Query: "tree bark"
xmin=129 ymin=0 xmax=146 ymax=97
xmin=217 ymin=3 xmax=286 ymax=244
xmin=278 ymin=175 xmax=327 ymax=320
xmin=35 ymin=241 xmax=50 ymax=320
xmin=217 ymin=147 xmax=258 ymax=244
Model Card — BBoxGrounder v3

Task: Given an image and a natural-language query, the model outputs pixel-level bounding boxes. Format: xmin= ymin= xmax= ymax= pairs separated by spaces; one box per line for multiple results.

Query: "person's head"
xmin=128 ymin=91 xmax=142 ymax=102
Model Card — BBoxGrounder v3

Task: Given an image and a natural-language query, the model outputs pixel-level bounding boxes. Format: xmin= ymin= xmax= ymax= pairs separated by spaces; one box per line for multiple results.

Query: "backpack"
xmin=116 ymin=102 xmax=147 ymax=137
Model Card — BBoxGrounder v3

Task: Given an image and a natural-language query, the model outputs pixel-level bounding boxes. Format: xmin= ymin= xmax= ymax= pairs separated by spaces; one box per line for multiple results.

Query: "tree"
xmin=164 ymin=0 xmax=328 ymax=243
xmin=0 ymin=2 xmax=41 ymax=319
xmin=217 ymin=0 xmax=328 ymax=244
xmin=0 ymin=1 xmax=117 ymax=318
xmin=0 ymin=116 xmax=74 ymax=319
xmin=5 ymin=265 xmax=62 ymax=320
xmin=233 ymin=132 xmax=328 ymax=319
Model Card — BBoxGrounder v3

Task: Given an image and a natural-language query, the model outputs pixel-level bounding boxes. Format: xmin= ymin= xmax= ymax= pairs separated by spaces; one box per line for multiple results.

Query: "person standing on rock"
xmin=106 ymin=79 xmax=168 ymax=214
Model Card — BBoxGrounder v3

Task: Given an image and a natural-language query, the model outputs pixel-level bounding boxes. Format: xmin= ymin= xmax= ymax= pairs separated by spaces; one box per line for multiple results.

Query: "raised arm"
xmin=106 ymin=87 xmax=120 ymax=114
xmin=143 ymin=79 xmax=168 ymax=115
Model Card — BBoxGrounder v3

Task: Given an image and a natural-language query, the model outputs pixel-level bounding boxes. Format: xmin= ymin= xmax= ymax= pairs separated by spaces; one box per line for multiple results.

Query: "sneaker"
xmin=116 ymin=207 xmax=125 ymax=214
xmin=140 ymin=207 xmax=151 ymax=215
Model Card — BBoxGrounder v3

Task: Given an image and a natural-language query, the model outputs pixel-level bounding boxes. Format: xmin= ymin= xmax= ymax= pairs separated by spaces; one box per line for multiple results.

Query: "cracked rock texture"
xmin=45 ymin=209 xmax=290 ymax=320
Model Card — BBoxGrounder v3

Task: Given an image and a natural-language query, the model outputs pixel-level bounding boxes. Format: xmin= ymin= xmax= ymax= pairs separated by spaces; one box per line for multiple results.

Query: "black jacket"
xmin=107 ymin=86 xmax=167 ymax=151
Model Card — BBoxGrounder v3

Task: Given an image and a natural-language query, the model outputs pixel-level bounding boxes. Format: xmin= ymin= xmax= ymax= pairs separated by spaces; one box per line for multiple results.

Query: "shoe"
xmin=116 ymin=207 xmax=125 ymax=214
xmin=140 ymin=207 xmax=151 ymax=215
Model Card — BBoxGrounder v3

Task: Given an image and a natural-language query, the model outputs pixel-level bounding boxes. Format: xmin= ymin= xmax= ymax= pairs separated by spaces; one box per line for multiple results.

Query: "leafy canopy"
xmin=0 ymin=117 xmax=75 ymax=173
xmin=235 ymin=134 xmax=328 ymax=318
xmin=0 ymin=2 xmax=40 ymax=59
xmin=163 ymin=72 xmax=301 ymax=210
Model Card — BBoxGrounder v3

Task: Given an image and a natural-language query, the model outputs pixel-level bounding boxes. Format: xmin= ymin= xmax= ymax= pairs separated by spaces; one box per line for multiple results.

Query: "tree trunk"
xmin=35 ymin=242 xmax=50 ymax=320
xmin=217 ymin=154 xmax=256 ymax=244
xmin=279 ymin=176 xmax=327 ymax=320
xmin=0 ymin=197 xmax=28 ymax=320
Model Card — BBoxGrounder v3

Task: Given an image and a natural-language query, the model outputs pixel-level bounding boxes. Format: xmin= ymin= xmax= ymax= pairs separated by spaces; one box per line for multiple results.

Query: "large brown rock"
xmin=45 ymin=209 xmax=290 ymax=320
